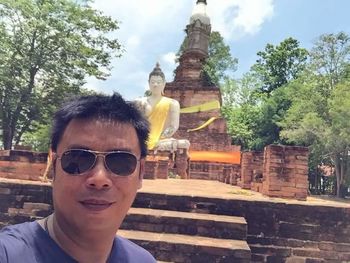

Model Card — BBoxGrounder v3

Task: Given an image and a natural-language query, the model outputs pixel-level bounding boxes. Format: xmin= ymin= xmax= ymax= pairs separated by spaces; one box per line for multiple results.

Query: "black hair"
xmin=50 ymin=93 xmax=149 ymax=157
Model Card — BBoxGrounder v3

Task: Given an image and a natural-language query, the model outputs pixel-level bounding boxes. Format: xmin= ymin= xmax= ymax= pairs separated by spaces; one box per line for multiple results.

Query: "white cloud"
xmin=127 ymin=35 xmax=140 ymax=48
xmin=208 ymin=0 xmax=274 ymax=40
xmin=161 ymin=52 xmax=176 ymax=67
xmin=85 ymin=0 xmax=275 ymax=99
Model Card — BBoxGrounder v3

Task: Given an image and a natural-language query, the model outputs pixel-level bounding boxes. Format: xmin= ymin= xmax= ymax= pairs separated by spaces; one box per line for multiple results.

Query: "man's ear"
xmin=138 ymin=158 xmax=145 ymax=189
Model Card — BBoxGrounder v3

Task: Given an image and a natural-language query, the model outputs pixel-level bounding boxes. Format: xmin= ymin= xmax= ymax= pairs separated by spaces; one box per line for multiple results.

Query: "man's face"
xmin=149 ymin=75 xmax=165 ymax=96
xmin=52 ymin=118 xmax=144 ymax=233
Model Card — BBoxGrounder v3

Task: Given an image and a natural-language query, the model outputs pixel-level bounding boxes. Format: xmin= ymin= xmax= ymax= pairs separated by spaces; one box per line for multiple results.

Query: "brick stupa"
xmin=164 ymin=0 xmax=239 ymax=152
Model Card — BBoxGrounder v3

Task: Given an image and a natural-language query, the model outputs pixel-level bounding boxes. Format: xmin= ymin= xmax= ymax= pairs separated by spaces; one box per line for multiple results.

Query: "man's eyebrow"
xmin=67 ymin=144 xmax=90 ymax=150
xmin=65 ymin=145 xmax=134 ymax=153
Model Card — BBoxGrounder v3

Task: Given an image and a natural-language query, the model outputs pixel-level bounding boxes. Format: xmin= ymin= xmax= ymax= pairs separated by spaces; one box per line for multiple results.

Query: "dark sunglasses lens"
xmin=61 ymin=150 xmax=96 ymax=175
xmin=105 ymin=152 xmax=137 ymax=176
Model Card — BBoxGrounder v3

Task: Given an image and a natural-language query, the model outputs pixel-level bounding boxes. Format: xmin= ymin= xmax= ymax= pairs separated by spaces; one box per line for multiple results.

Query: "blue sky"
xmin=86 ymin=0 xmax=350 ymax=100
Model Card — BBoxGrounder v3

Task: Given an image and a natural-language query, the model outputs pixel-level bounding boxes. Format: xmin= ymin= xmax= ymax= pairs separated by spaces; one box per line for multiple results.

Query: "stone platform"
xmin=137 ymin=180 xmax=350 ymax=262
xmin=140 ymin=179 xmax=349 ymax=208
xmin=1 ymin=178 xmax=350 ymax=262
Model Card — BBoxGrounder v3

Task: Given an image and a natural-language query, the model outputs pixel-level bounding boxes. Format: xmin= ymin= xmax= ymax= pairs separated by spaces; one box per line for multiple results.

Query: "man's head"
xmin=51 ymin=93 xmax=149 ymax=158
xmin=50 ymin=93 xmax=150 ymax=234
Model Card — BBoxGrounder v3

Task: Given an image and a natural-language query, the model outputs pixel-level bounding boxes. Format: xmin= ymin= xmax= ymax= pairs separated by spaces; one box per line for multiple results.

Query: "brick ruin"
xmin=238 ymin=145 xmax=309 ymax=200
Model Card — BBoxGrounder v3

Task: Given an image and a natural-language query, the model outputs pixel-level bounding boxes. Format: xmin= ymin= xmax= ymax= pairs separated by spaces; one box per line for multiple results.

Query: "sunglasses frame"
xmin=56 ymin=149 xmax=141 ymax=177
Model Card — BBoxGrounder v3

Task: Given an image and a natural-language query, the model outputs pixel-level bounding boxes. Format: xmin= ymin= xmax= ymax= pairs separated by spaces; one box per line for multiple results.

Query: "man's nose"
xmin=85 ymin=156 xmax=112 ymax=190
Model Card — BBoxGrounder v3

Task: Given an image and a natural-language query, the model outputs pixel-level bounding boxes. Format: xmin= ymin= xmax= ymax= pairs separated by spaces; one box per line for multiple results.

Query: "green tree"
xmin=309 ymin=32 xmax=350 ymax=89
xmin=222 ymin=38 xmax=307 ymax=150
xmin=221 ymin=73 xmax=266 ymax=149
xmin=19 ymin=88 xmax=100 ymax=151
xmin=280 ymin=32 xmax=350 ymax=197
xmin=245 ymin=38 xmax=308 ymax=147
xmin=176 ymin=31 xmax=237 ymax=85
xmin=0 ymin=0 xmax=122 ymax=149
xmin=252 ymin=37 xmax=308 ymax=94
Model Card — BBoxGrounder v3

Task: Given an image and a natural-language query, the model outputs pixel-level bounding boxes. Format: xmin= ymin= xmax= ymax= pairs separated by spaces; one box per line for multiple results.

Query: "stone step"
xmin=250 ymin=244 xmax=350 ymax=262
xmin=118 ymin=229 xmax=251 ymax=263
xmin=122 ymin=207 xmax=247 ymax=240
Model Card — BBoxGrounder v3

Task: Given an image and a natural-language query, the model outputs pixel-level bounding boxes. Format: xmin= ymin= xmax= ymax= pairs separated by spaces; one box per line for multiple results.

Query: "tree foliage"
xmin=176 ymin=31 xmax=237 ymax=85
xmin=0 ymin=0 xmax=122 ymax=149
xmin=280 ymin=32 xmax=350 ymax=197
xmin=222 ymin=38 xmax=307 ymax=150
xmin=221 ymin=73 xmax=266 ymax=149
xmin=252 ymin=37 xmax=308 ymax=94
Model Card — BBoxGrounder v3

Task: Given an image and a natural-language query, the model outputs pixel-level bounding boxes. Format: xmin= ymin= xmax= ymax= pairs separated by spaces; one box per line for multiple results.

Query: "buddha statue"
xmin=135 ymin=63 xmax=189 ymax=152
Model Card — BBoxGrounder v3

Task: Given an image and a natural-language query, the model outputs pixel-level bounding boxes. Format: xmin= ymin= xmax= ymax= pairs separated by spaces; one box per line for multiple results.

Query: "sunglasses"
xmin=57 ymin=149 xmax=140 ymax=176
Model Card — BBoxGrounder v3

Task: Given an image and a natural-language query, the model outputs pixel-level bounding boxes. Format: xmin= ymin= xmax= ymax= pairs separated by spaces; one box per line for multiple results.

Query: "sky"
xmin=86 ymin=0 xmax=350 ymax=100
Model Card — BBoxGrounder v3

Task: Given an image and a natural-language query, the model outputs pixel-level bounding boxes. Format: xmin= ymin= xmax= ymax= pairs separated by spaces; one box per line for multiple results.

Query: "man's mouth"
xmin=79 ymin=199 xmax=113 ymax=211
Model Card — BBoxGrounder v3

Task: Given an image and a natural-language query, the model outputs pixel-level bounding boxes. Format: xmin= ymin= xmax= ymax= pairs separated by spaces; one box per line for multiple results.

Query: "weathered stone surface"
xmin=122 ymin=207 xmax=247 ymax=240
xmin=118 ymin=229 xmax=251 ymax=262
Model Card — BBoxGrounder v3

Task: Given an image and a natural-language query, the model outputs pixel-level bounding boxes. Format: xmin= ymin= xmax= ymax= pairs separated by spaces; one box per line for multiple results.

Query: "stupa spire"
xmin=183 ymin=0 xmax=211 ymax=57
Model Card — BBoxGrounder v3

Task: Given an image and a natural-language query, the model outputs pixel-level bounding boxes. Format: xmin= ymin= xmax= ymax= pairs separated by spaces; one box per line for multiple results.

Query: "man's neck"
xmin=44 ymin=214 xmax=116 ymax=263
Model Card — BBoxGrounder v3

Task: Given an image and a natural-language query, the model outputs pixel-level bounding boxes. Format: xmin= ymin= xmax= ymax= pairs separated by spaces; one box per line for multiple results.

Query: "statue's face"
xmin=149 ymin=75 xmax=165 ymax=96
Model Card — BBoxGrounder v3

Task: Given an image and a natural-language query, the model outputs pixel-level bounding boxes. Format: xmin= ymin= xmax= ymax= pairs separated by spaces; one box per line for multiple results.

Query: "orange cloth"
xmin=189 ymin=150 xmax=241 ymax=164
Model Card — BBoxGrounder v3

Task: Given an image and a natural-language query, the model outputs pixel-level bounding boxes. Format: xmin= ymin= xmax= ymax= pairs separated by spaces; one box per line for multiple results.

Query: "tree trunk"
xmin=2 ymin=127 xmax=13 ymax=150
xmin=334 ymin=153 xmax=348 ymax=198
xmin=334 ymin=155 xmax=342 ymax=197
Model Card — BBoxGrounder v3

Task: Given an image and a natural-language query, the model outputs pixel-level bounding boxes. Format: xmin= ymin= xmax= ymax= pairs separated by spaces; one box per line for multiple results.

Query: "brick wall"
xmin=0 ymin=180 xmax=52 ymax=229
xmin=0 ymin=150 xmax=48 ymax=181
xmin=262 ymin=145 xmax=309 ymax=200
xmin=238 ymin=151 xmax=264 ymax=190
xmin=235 ymin=146 xmax=309 ymax=200
xmin=190 ymin=161 xmax=240 ymax=182
xmin=164 ymin=77 xmax=235 ymax=153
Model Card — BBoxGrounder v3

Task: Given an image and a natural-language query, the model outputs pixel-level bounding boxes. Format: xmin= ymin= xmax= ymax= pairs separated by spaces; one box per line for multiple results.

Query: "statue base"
xmin=145 ymin=139 xmax=190 ymax=179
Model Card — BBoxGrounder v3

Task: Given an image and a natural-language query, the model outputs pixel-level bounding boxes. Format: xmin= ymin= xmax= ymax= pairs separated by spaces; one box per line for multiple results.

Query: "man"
xmin=0 ymin=93 xmax=156 ymax=263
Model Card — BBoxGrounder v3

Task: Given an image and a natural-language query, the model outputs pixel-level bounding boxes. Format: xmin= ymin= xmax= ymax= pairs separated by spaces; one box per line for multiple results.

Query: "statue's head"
xmin=148 ymin=62 xmax=166 ymax=96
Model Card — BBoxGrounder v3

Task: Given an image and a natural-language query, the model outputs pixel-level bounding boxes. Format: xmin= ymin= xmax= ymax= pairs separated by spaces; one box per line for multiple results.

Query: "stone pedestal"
xmin=175 ymin=148 xmax=190 ymax=179
xmin=145 ymin=148 xmax=189 ymax=180
xmin=156 ymin=157 xmax=169 ymax=179
xmin=144 ymin=156 xmax=158 ymax=179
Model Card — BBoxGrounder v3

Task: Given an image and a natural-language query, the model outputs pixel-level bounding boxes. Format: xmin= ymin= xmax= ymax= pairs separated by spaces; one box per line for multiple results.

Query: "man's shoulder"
xmin=0 ymin=222 xmax=38 ymax=262
xmin=113 ymin=235 xmax=156 ymax=263
xmin=0 ymin=221 xmax=76 ymax=263
xmin=0 ymin=221 xmax=35 ymax=241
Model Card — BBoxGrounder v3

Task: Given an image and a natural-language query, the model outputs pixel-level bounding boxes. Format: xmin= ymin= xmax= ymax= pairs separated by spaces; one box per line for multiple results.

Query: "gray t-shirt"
xmin=0 ymin=221 xmax=156 ymax=263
